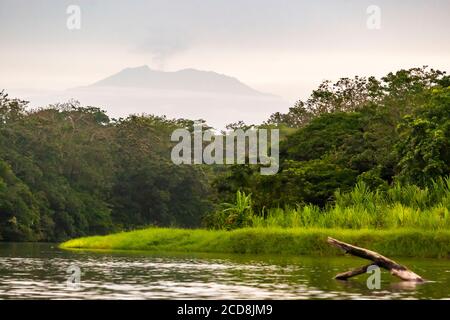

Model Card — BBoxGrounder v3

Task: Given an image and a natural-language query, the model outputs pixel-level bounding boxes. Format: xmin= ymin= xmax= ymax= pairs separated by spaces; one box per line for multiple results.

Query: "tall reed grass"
xmin=251 ymin=177 xmax=450 ymax=230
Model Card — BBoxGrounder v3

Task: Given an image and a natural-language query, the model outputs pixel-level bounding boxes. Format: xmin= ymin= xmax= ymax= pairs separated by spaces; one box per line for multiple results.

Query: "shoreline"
xmin=60 ymin=227 xmax=450 ymax=259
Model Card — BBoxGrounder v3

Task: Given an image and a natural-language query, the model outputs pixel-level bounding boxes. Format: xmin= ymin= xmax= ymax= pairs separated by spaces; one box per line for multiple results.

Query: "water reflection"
xmin=0 ymin=243 xmax=448 ymax=299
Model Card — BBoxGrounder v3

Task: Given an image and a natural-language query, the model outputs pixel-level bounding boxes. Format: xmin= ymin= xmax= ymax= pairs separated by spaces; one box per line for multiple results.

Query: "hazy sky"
xmin=1 ymin=0 xmax=449 ymax=101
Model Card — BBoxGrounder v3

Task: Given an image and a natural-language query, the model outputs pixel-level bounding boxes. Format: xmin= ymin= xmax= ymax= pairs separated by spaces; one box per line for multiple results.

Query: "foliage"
xmin=61 ymin=227 xmax=450 ymax=258
xmin=216 ymin=67 xmax=449 ymax=210
xmin=203 ymin=190 xmax=253 ymax=230
xmin=249 ymin=178 xmax=450 ymax=230
xmin=396 ymin=87 xmax=450 ymax=186
xmin=2 ymin=66 xmax=450 ymax=241
xmin=0 ymin=91 xmax=212 ymax=241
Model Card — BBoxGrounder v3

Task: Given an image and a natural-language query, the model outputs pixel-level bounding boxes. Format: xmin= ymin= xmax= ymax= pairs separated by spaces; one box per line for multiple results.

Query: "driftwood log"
xmin=327 ymin=237 xmax=424 ymax=282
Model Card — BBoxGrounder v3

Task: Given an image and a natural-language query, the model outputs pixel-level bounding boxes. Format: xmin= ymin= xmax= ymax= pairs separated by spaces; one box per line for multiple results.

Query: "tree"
xmin=396 ymin=87 xmax=450 ymax=186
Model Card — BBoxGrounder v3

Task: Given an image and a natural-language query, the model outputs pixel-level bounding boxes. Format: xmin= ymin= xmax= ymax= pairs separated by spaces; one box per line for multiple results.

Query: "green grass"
xmin=206 ymin=179 xmax=450 ymax=230
xmin=251 ymin=203 xmax=450 ymax=229
xmin=61 ymin=179 xmax=450 ymax=258
xmin=251 ymin=179 xmax=450 ymax=229
xmin=60 ymin=227 xmax=450 ymax=258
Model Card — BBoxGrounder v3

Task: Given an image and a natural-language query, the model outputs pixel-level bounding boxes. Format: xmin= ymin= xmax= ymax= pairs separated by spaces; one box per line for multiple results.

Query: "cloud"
xmin=136 ymin=27 xmax=191 ymax=70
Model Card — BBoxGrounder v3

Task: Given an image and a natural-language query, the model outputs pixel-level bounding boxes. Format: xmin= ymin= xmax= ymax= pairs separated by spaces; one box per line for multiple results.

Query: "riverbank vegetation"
xmin=1 ymin=67 xmax=449 ymax=242
xmin=61 ymin=177 xmax=450 ymax=257
xmin=61 ymin=178 xmax=450 ymax=257
xmin=205 ymin=178 xmax=450 ymax=230
xmin=60 ymin=227 xmax=450 ymax=258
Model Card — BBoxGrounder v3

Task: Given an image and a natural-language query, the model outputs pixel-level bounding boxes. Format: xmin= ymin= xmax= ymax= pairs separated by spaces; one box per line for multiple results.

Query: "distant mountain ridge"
xmin=14 ymin=66 xmax=289 ymax=129
xmin=89 ymin=65 xmax=268 ymax=96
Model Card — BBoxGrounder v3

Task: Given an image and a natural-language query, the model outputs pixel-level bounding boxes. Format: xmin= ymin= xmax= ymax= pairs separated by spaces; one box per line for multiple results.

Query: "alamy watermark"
xmin=66 ymin=264 xmax=81 ymax=289
xmin=171 ymin=123 xmax=279 ymax=175
xmin=366 ymin=5 xmax=381 ymax=30
xmin=366 ymin=265 xmax=381 ymax=289
xmin=66 ymin=5 xmax=81 ymax=30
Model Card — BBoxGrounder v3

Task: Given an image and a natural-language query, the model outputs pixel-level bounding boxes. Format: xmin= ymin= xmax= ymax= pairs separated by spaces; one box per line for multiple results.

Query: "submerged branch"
xmin=327 ymin=237 xmax=424 ymax=282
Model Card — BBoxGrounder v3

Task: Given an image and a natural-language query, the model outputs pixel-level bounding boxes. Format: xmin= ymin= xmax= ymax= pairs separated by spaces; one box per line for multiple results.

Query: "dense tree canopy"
xmin=0 ymin=67 xmax=449 ymax=240
xmin=219 ymin=67 xmax=450 ymax=209
xmin=396 ymin=87 xmax=450 ymax=185
xmin=0 ymin=93 xmax=212 ymax=241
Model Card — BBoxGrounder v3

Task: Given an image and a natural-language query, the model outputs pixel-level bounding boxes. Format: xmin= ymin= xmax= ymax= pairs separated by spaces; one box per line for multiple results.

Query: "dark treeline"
xmin=216 ymin=67 xmax=450 ymax=210
xmin=1 ymin=67 xmax=449 ymax=241
xmin=0 ymin=96 xmax=211 ymax=241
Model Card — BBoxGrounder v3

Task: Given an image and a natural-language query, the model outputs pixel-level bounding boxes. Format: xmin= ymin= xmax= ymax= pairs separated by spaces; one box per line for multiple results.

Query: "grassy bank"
xmin=60 ymin=227 xmax=450 ymax=258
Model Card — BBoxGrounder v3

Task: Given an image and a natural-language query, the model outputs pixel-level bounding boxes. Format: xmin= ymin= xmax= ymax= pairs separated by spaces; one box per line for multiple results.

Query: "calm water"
xmin=0 ymin=242 xmax=449 ymax=299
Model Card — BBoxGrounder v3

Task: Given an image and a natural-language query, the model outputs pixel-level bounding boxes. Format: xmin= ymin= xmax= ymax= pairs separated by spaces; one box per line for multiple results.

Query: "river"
xmin=0 ymin=243 xmax=449 ymax=299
